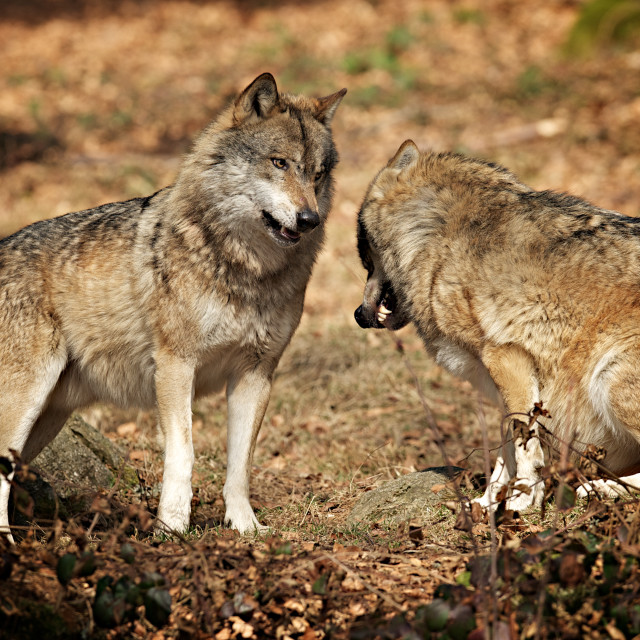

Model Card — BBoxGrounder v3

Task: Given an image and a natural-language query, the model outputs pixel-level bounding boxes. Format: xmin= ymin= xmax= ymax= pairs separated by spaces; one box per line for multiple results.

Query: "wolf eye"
xmin=271 ymin=158 xmax=288 ymax=170
xmin=314 ymin=169 xmax=324 ymax=182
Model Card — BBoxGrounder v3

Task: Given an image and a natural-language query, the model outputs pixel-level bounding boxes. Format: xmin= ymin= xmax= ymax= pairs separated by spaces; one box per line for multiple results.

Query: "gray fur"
xmin=0 ymin=73 xmax=346 ymax=539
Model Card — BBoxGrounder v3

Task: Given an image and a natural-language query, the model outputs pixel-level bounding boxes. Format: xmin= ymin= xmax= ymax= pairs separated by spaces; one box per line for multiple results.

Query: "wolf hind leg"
xmin=20 ymin=366 xmax=93 ymax=463
xmin=21 ymin=407 xmax=74 ymax=462
xmin=0 ymin=353 xmax=67 ymax=541
xmin=0 ymin=408 xmax=73 ymax=543
xmin=577 ymin=473 xmax=640 ymax=498
xmin=578 ymin=349 xmax=640 ymax=498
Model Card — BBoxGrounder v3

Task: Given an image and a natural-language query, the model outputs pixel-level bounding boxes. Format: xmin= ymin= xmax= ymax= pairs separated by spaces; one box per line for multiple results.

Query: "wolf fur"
xmin=355 ymin=140 xmax=640 ymax=511
xmin=0 ymin=73 xmax=346 ymax=539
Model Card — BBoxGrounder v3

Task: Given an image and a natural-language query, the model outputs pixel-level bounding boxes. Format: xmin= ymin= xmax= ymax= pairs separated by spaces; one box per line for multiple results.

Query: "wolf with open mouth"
xmin=0 ymin=73 xmax=346 ymax=540
xmin=355 ymin=139 xmax=640 ymax=513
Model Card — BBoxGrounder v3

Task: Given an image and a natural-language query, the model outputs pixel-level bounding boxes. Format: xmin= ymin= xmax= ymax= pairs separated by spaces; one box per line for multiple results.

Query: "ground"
xmin=1 ymin=0 xmax=640 ymax=638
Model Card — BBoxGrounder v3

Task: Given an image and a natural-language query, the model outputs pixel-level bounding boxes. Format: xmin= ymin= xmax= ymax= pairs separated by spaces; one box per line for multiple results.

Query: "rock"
xmin=30 ymin=414 xmax=123 ymax=497
xmin=346 ymin=466 xmax=464 ymax=527
xmin=13 ymin=415 xmax=131 ymax=526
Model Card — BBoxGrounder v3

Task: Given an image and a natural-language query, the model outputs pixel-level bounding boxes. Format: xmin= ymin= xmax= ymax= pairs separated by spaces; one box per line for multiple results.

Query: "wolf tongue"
xmin=280 ymin=226 xmax=300 ymax=240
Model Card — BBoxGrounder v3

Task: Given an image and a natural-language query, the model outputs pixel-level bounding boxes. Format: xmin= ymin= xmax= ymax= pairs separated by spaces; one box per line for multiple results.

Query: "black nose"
xmin=354 ymin=305 xmax=370 ymax=328
xmin=296 ymin=208 xmax=320 ymax=232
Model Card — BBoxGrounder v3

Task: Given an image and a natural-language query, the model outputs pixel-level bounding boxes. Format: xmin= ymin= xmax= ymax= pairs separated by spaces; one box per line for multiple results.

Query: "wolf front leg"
xmin=155 ymin=352 xmax=196 ymax=534
xmin=476 ymin=343 xmax=545 ymax=512
xmin=223 ymin=366 xmax=272 ymax=534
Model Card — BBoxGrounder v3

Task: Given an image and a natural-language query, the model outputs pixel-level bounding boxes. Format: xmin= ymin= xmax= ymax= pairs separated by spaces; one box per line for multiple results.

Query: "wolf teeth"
xmin=377 ymin=304 xmax=392 ymax=324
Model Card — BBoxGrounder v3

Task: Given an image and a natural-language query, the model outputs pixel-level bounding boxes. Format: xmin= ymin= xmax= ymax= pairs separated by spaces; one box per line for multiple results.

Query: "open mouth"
xmin=376 ymin=287 xmax=397 ymax=326
xmin=262 ymin=210 xmax=301 ymax=245
xmin=377 ymin=302 xmax=393 ymax=325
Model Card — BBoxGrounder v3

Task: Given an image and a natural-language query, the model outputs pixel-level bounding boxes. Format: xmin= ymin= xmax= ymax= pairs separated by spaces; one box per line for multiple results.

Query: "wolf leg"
xmin=577 ymin=473 xmax=640 ymax=498
xmin=223 ymin=366 xmax=272 ymax=533
xmin=475 ymin=344 xmax=544 ymax=512
xmin=0 ymin=352 xmax=67 ymax=542
xmin=505 ymin=419 xmax=546 ymax=511
xmin=473 ymin=445 xmax=515 ymax=510
xmin=154 ymin=352 xmax=196 ymax=534
xmin=0 ymin=473 xmax=14 ymax=543
xmin=578 ymin=352 xmax=640 ymax=498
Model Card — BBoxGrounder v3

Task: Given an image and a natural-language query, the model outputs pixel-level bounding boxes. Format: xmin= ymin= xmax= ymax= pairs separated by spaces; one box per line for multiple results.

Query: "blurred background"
xmin=2 ymin=0 xmax=639 ymax=231
xmin=1 ymin=0 xmax=640 ymax=518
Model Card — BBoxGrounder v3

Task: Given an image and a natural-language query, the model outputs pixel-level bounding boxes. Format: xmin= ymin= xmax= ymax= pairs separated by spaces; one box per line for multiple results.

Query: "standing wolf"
xmin=0 ymin=73 xmax=346 ymax=539
xmin=355 ymin=140 xmax=640 ymax=511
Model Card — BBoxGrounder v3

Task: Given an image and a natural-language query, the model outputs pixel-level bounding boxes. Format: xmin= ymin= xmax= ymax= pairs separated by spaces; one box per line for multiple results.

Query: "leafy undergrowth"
xmin=3 ymin=464 xmax=640 ymax=639
xmin=400 ymin=501 xmax=640 ymax=640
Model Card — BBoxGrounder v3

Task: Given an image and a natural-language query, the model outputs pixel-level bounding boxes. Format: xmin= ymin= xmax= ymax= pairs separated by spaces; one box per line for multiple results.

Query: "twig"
xmin=349 ymin=442 xmax=391 ymax=494
xmin=299 ymin=495 xmax=316 ymax=526
xmin=86 ymin=459 xmax=128 ymax=538
xmin=477 ymin=398 xmax=499 ymax=638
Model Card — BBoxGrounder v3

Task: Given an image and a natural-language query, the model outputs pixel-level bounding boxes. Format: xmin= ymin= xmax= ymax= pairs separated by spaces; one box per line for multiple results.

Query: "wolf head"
xmin=354 ymin=140 xmax=421 ymax=331
xmin=177 ymin=73 xmax=346 ymax=272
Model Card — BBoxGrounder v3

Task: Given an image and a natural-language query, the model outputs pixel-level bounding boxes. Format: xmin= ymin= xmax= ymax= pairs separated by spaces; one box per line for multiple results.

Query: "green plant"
xmin=566 ymin=0 xmax=640 ymax=55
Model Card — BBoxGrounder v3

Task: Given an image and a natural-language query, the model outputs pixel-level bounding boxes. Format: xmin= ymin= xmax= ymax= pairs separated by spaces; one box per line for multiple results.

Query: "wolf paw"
xmin=472 ymin=481 xmax=544 ymax=513
xmin=224 ymin=503 xmax=268 ymax=535
xmin=471 ymin=493 xmax=496 ymax=511
xmin=577 ymin=479 xmax=631 ymax=499
xmin=0 ymin=529 xmax=15 ymax=545
xmin=506 ymin=480 xmax=545 ymax=512
xmin=156 ymin=486 xmax=192 ymax=535
xmin=155 ymin=508 xmax=191 ymax=536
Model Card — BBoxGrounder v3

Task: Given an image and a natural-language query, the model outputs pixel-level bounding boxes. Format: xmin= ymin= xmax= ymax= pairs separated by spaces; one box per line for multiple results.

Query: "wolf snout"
xmin=296 ymin=208 xmax=320 ymax=232
xmin=354 ymin=305 xmax=376 ymax=329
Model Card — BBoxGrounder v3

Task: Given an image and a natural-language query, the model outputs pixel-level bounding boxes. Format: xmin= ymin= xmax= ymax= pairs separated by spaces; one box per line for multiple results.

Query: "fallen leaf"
xmin=605 ymin=622 xmax=626 ymax=640
xmin=341 ymin=576 xmax=365 ymax=592
xmin=116 ymin=422 xmax=137 ymax=437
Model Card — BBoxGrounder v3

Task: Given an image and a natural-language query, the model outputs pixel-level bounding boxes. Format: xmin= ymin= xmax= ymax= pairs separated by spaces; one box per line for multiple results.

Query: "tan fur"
xmin=0 ymin=73 xmax=346 ymax=540
xmin=356 ymin=140 xmax=640 ymax=511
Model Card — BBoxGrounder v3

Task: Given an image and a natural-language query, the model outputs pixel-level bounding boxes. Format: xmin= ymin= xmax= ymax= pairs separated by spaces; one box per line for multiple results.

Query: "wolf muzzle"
xmin=296 ymin=208 xmax=320 ymax=232
xmin=354 ymin=305 xmax=380 ymax=329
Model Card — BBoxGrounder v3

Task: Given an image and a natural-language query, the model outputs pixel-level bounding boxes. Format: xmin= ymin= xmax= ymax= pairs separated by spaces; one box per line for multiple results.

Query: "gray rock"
xmin=14 ymin=415 xmax=129 ymax=524
xmin=346 ymin=466 xmax=464 ymax=527
xmin=30 ymin=414 xmax=123 ymax=497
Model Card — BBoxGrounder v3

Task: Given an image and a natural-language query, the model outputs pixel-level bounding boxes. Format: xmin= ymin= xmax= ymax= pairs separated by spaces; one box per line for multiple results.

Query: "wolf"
xmin=355 ymin=139 xmax=640 ymax=512
xmin=0 ymin=73 xmax=346 ymax=540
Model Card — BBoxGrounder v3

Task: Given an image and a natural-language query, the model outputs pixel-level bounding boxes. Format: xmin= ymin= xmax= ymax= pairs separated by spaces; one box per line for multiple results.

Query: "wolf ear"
xmin=233 ymin=73 xmax=280 ymax=124
xmin=387 ymin=140 xmax=420 ymax=171
xmin=314 ymin=88 xmax=347 ymax=126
